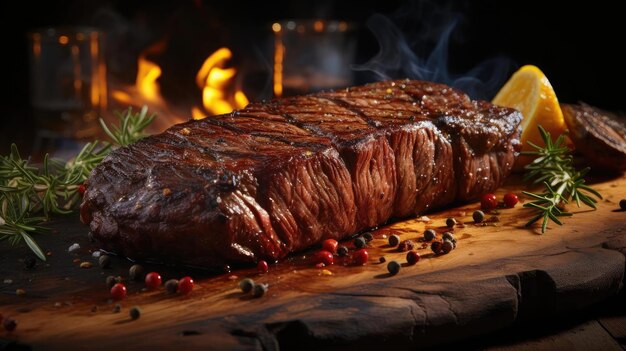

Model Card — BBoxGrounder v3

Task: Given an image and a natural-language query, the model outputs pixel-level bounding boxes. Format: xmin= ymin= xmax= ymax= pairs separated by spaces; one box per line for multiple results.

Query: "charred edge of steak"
xmin=81 ymin=79 xmax=522 ymax=267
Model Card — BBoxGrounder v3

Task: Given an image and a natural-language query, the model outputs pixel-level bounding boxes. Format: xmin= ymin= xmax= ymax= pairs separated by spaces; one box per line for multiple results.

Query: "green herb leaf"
xmin=1 ymin=105 xmax=156 ymax=259
xmin=522 ymin=126 xmax=602 ymax=233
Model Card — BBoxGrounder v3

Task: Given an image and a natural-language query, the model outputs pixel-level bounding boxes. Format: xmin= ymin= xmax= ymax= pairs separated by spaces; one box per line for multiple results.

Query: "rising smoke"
xmin=354 ymin=6 xmax=514 ymax=100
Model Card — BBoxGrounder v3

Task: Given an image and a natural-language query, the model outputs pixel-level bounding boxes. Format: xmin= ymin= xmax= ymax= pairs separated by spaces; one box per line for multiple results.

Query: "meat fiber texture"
xmin=80 ymin=80 xmax=522 ymax=267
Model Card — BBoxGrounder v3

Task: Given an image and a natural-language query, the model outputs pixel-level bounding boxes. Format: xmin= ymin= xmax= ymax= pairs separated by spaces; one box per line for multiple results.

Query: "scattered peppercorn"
xmin=388 ymin=234 xmax=401 ymax=247
xmin=397 ymin=240 xmax=415 ymax=252
xmin=322 ymin=239 xmax=338 ymax=254
xmin=423 ymin=229 xmax=436 ymax=241
xmin=67 ymin=243 xmax=81 ymax=253
xmin=431 ymin=241 xmax=442 ymax=254
xmin=620 ymin=199 xmax=626 ymax=210
xmin=337 ymin=246 xmax=349 ymax=257
xmin=145 ymin=272 xmax=162 ymax=290
xmin=129 ymin=264 xmax=145 ymax=281
xmin=363 ymin=232 xmax=374 ymax=242
xmin=99 ymin=255 xmax=111 ymax=269
xmin=239 ymin=278 xmax=254 ymax=293
xmin=251 ymin=283 xmax=268 ymax=298
xmin=314 ymin=250 xmax=334 ymax=266
xmin=406 ymin=251 xmax=420 ymax=265
xmin=481 ymin=193 xmax=498 ymax=211
xmin=353 ymin=249 xmax=369 ymax=265
xmin=3 ymin=317 xmax=17 ymax=332
xmin=23 ymin=255 xmax=36 ymax=270
xmin=387 ymin=261 xmax=401 ymax=275
xmin=473 ymin=210 xmax=485 ymax=223
xmin=77 ymin=184 xmax=87 ymax=196
xmin=445 ymin=217 xmax=457 ymax=228
xmin=257 ymin=260 xmax=269 ymax=274
xmin=178 ymin=276 xmax=194 ymax=295
xmin=91 ymin=305 xmax=98 ymax=313
xmin=105 ymin=276 xmax=120 ymax=289
xmin=503 ymin=192 xmax=519 ymax=208
xmin=442 ymin=232 xmax=455 ymax=242
xmin=111 ymin=283 xmax=127 ymax=300
xmin=165 ymin=279 xmax=179 ymax=294
xmin=354 ymin=237 xmax=367 ymax=249
xmin=129 ymin=306 xmax=141 ymax=320
xmin=441 ymin=240 xmax=454 ymax=254
xmin=113 ymin=304 xmax=122 ymax=313
xmin=379 ymin=256 xmax=386 ymax=263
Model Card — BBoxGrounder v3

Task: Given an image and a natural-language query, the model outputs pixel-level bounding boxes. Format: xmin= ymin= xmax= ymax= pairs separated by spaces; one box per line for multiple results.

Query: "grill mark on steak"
xmin=81 ymin=79 xmax=522 ymax=267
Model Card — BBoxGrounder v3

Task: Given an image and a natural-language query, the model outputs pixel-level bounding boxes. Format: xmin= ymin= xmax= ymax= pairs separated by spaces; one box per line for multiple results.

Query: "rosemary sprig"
xmin=99 ymin=105 xmax=155 ymax=146
xmin=522 ymin=125 xmax=602 ymax=233
xmin=0 ymin=106 xmax=155 ymax=260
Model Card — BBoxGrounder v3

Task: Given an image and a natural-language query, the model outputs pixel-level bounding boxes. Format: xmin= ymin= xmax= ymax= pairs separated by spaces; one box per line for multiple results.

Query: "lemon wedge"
xmin=492 ymin=65 xmax=569 ymax=170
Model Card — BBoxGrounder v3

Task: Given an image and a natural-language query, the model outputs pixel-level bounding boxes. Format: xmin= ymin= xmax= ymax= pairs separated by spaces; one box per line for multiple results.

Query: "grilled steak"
xmin=81 ymin=80 xmax=522 ymax=267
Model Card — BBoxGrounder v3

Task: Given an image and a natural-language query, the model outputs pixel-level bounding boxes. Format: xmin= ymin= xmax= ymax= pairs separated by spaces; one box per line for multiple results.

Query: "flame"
xmin=192 ymin=47 xmax=248 ymax=119
xmin=112 ymin=41 xmax=167 ymax=107
xmin=136 ymin=55 xmax=162 ymax=103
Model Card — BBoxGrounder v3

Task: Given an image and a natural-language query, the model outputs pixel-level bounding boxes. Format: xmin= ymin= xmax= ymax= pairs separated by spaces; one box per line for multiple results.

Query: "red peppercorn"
xmin=178 ymin=276 xmax=194 ymax=295
xmin=314 ymin=250 xmax=334 ymax=266
xmin=481 ymin=193 xmax=498 ymax=211
xmin=110 ymin=283 xmax=127 ymax=300
xmin=145 ymin=272 xmax=162 ymax=290
xmin=321 ymin=239 xmax=338 ymax=254
xmin=503 ymin=192 xmax=519 ymax=208
xmin=77 ymin=184 xmax=86 ymax=196
xmin=352 ymin=249 xmax=369 ymax=265
xmin=406 ymin=251 xmax=420 ymax=265
xmin=257 ymin=260 xmax=269 ymax=274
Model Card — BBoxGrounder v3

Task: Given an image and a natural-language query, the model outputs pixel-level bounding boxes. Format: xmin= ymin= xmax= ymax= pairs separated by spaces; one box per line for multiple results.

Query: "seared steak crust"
xmin=81 ymin=80 xmax=522 ymax=267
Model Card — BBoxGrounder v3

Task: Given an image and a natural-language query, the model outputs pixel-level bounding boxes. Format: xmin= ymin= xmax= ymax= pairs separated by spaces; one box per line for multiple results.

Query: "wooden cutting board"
xmin=1 ymin=175 xmax=625 ymax=351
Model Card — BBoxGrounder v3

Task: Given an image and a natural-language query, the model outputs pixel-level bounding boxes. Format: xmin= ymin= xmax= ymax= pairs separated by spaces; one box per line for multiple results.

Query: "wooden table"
xmin=1 ymin=175 xmax=625 ymax=350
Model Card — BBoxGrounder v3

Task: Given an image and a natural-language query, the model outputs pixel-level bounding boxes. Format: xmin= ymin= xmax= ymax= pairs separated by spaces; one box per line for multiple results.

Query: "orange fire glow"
xmin=112 ymin=45 xmax=247 ymax=128
xmin=192 ymin=47 xmax=248 ymax=119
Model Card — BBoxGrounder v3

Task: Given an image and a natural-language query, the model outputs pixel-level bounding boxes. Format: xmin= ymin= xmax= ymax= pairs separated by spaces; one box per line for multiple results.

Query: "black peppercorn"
xmin=363 ymin=232 xmax=374 ymax=242
xmin=388 ymin=234 xmax=401 ymax=247
xmin=105 ymin=276 xmax=119 ymax=289
xmin=387 ymin=261 xmax=401 ymax=275
xmin=473 ymin=210 xmax=485 ymax=223
xmin=251 ymin=283 xmax=268 ymax=298
xmin=379 ymin=256 xmax=386 ymax=263
xmin=337 ymin=246 xmax=349 ymax=257
xmin=441 ymin=240 xmax=454 ymax=254
xmin=445 ymin=217 xmax=457 ymax=228
xmin=239 ymin=278 xmax=254 ymax=293
xmin=113 ymin=304 xmax=121 ymax=313
xmin=130 ymin=306 xmax=141 ymax=320
xmin=620 ymin=199 xmax=626 ymax=210
xmin=442 ymin=232 xmax=455 ymax=242
xmin=423 ymin=229 xmax=436 ymax=241
xmin=129 ymin=264 xmax=144 ymax=281
xmin=354 ymin=237 xmax=367 ymax=249
xmin=165 ymin=279 xmax=179 ymax=294
xmin=99 ymin=255 xmax=111 ymax=269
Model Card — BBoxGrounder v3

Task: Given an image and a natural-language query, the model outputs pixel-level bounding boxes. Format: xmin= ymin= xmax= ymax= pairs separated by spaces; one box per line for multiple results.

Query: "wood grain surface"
xmin=1 ymin=175 xmax=625 ymax=351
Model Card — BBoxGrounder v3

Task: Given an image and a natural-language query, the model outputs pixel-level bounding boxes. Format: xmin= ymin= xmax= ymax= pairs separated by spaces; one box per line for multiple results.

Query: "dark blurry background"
xmin=1 ymin=0 xmax=625 ymax=155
